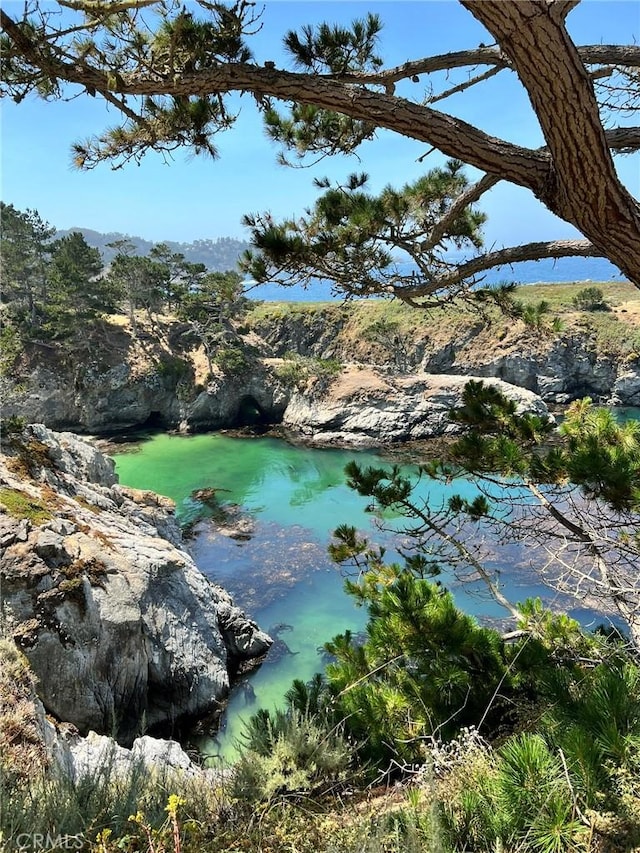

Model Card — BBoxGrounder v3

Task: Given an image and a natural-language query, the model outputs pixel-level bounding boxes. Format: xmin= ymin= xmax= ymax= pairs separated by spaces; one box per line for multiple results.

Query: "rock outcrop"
xmin=4 ymin=304 xmax=639 ymax=437
xmin=58 ymin=730 xmax=215 ymax=784
xmin=4 ymin=358 xmax=289 ymax=435
xmin=282 ymin=367 xmax=552 ymax=446
xmin=248 ymin=305 xmax=640 ymax=407
xmin=183 ymin=365 xmax=289 ymax=432
xmin=0 ymin=425 xmax=271 ymax=744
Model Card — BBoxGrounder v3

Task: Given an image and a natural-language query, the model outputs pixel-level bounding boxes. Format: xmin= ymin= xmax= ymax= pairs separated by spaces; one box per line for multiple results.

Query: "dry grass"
xmin=0 ymin=638 xmax=48 ymax=784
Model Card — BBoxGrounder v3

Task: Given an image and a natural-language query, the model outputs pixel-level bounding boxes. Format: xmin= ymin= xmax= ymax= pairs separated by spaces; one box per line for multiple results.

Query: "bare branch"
xmin=396 ymin=239 xmax=602 ymax=302
xmin=427 ymin=66 xmax=503 ymax=105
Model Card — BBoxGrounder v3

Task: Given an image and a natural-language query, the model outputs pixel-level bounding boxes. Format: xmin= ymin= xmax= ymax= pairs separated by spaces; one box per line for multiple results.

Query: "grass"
xmin=244 ymin=281 xmax=640 ymax=362
xmin=0 ymin=639 xmax=48 ymax=787
xmin=0 ymin=487 xmax=53 ymax=525
xmin=513 ymin=279 xmax=638 ymax=309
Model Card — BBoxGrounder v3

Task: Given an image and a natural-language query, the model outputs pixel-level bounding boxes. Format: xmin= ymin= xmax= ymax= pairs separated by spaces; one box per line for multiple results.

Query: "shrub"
xmin=213 ymin=345 xmax=251 ymax=376
xmin=572 ymin=286 xmax=611 ymax=311
xmin=232 ymin=708 xmax=353 ymax=802
xmin=0 ymin=415 xmax=26 ymax=440
xmin=274 ymin=353 xmax=343 ymax=391
xmin=155 ymin=355 xmax=191 ymax=382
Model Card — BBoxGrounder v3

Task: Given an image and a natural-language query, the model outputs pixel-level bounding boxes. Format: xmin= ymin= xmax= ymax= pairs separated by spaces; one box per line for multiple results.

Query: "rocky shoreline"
xmin=3 ymin=305 xmax=639 ymax=440
xmin=0 ymin=425 xmax=271 ymax=780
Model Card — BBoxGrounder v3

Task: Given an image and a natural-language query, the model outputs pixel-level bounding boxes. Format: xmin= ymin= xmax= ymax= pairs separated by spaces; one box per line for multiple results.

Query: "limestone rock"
xmin=282 ymin=368 xmax=551 ymax=447
xmin=0 ymin=426 xmax=271 ymax=744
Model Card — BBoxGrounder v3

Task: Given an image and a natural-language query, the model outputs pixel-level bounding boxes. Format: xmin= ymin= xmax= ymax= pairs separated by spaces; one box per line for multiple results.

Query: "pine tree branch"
xmin=395 ymin=239 xmax=602 ymax=302
xmin=422 ymin=173 xmax=500 ymax=253
xmin=58 ymin=0 xmax=157 ymax=11
xmin=335 ymin=45 xmax=640 ymax=86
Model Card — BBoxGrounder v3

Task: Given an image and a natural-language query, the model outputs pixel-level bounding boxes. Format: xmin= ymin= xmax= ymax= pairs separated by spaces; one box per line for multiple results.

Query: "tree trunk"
xmin=462 ymin=0 xmax=640 ymax=286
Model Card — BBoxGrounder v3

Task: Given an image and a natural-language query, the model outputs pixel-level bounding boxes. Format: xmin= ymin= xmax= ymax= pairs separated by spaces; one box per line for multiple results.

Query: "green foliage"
xmin=515 ymin=298 xmax=552 ymax=328
xmin=0 ymin=201 xmax=55 ymax=332
xmin=177 ymin=270 xmax=247 ymax=325
xmin=105 ymin=247 xmax=168 ymax=329
xmin=0 ymin=414 xmax=26 ymax=440
xmin=273 ymin=353 xmax=343 ymax=390
xmin=46 ymin=232 xmax=110 ymax=334
xmin=241 ymin=160 xmax=486 ymax=302
xmin=559 ymin=399 xmax=640 ymax=510
xmin=263 ymin=14 xmax=383 ymax=163
xmin=572 ymin=286 xmax=611 ymax=311
xmin=441 ymin=733 xmax=585 ymax=853
xmin=233 ymin=708 xmax=352 ymax=802
xmin=0 ymin=760 xmax=178 ymax=850
xmin=541 ymin=660 xmax=640 ymax=811
xmin=434 ymin=656 xmax=640 ymax=852
xmin=61 ymin=4 xmax=260 ymax=168
xmin=284 ymin=14 xmax=383 ymax=75
xmin=0 ymin=322 xmax=23 ymax=378
xmin=323 ymin=561 xmax=530 ymax=767
xmin=0 ymin=487 xmax=52 ymax=525
xmin=155 ymin=355 xmax=191 ymax=383
xmin=0 ymin=204 xmax=119 ymax=343
xmin=213 ymin=345 xmax=251 ymax=376
xmin=445 ymin=384 xmax=640 ymax=513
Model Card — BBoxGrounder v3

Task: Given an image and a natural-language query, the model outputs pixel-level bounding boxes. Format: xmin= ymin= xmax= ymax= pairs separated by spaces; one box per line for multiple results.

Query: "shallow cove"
xmin=111 ymin=428 xmax=630 ymax=759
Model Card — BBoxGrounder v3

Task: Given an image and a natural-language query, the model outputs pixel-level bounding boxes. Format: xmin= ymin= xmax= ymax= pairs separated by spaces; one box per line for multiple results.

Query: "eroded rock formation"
xmin=282 ymin=367 xmax=552 ymax=446
xmin=0 ymin=425 xmax=271 ymax=744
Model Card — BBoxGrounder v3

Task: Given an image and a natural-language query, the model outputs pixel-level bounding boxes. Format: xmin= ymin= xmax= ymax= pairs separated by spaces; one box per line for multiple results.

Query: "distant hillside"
xmin=55 ymin=227 xmax=251 ymax=271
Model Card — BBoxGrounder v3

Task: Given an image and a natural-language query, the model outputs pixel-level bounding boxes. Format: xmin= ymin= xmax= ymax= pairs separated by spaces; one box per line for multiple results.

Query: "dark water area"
xmin=112 ymin=414 xmax=638 ymax=759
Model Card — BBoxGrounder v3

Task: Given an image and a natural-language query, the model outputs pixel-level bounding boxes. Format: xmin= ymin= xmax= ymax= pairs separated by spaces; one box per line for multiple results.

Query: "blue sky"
xmin=1 ymin=0 xmax=638 ymax=249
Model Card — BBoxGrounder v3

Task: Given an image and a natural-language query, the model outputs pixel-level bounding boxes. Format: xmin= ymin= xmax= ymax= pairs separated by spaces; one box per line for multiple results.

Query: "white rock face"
xmin=283 ymin=369 xmax=552 ymax=446
xmin=60 ymin=730 xmax=213 ymax=783
xmin=0 ymin=426 xmax=271 ymax=743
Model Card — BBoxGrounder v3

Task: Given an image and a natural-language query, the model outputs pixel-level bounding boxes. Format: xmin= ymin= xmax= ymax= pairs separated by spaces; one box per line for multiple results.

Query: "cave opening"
xmin=236 ymin=396 xmax=269 ymax=427
xmin=142 ymin=410 xmax=166 ymax=429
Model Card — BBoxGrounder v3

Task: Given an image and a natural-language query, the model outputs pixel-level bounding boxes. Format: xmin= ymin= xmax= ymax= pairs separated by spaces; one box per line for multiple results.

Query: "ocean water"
xmin=112 ymin=431 xmax=617 ymax=760
xmin=248 ymin=255 xmax=626 ymax=301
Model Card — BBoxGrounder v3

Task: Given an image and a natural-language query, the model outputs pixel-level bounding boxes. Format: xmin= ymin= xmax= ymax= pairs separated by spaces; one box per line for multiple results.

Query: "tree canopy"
xmin=1 ymin=1 xmax=639 ymax=288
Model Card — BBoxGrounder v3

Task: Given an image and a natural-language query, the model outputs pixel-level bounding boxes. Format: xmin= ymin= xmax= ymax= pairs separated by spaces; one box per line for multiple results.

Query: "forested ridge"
xmin=54 ymin=227 xmax=250 ymax=269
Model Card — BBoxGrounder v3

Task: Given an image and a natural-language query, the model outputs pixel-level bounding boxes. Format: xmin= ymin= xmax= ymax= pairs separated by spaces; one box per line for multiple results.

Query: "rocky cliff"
xmin=3 ymin=291 xmax=639 ymax=437
xmin=248 ymin=302 xmax=640 ymax=407
xmin=4 ymin=335 xmax=289 ymax=435
xmin=0 ymin=425 xmax=271 ymax=744
xmin=282 ymin=367 xmax=552 ymax=446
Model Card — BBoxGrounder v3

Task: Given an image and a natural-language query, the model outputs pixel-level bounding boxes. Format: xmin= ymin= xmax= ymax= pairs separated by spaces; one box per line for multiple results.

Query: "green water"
xmin=113 ymin=433 xmax=390 ymax=756
xmin=112 ymin=424 xmax=635 ymax=760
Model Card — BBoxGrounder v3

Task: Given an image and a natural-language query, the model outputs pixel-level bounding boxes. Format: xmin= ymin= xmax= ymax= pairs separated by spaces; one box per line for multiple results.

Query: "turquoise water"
xmin=112 ymin=422 xmax=637 ymax=759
